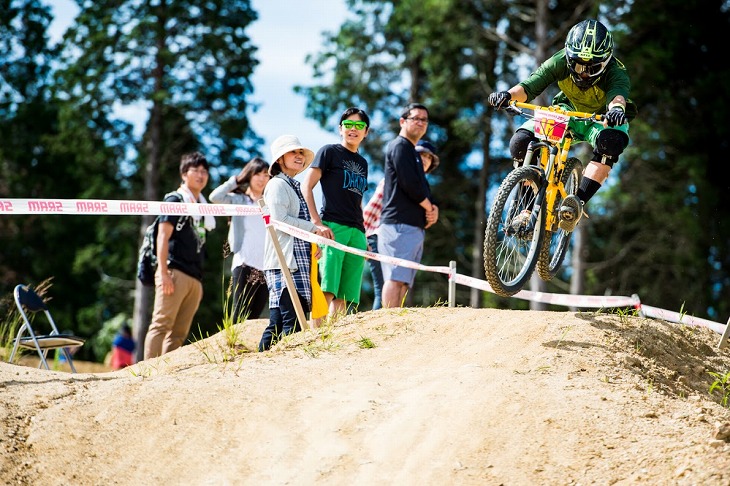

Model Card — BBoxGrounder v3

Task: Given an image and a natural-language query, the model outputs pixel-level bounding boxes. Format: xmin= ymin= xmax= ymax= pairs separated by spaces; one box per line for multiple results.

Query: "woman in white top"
xmin=259 ymin=135 xmax=329 ymax=351
xmin=209 ymin=157 xmax=270 ymax=321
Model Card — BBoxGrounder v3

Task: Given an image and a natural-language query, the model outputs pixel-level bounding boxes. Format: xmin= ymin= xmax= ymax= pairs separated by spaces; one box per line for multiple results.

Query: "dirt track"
xmin=2 ymin=307 xmax=730 ymax=484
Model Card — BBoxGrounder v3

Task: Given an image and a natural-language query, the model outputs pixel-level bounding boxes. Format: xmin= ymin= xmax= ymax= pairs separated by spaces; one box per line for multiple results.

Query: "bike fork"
xmin=521 ymin=141 xmax=554 ymax=233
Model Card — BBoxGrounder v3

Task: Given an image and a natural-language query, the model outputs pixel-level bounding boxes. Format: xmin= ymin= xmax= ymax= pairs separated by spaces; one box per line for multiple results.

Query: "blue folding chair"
xmin=9 ymin=284 xmax=85 ymax=373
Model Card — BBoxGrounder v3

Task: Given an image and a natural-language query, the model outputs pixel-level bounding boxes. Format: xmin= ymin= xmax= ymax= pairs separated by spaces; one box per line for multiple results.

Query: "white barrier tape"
xmin=639 ymin=304 xmax=726 ymax=335
xmin=0 ymin=198 xmax=261 ymax=217
xmin=452 ymin=273 xmax=639 ymax=308
xmin=269 ymin=219 xmax=452 ymax=275
xmin=453 ymin=273 xmax=726 ymax=334
xmin=6 ymin=198 xmax=727 ymax=335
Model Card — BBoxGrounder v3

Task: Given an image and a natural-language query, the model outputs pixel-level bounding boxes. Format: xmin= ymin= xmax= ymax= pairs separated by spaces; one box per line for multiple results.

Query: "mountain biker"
xmin=488 ymin=19 xmax=637 ymax=232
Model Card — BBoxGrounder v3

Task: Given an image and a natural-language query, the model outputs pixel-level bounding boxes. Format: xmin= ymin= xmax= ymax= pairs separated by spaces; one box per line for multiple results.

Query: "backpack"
xmin=136 ymin=192 xmax=186 ymax=286
xmin=137 ymin=216 xmax=161 ymax=286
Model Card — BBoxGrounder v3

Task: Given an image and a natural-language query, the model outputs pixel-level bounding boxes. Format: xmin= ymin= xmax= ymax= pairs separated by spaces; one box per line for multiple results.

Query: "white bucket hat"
xmin=269 ymin=135 xmax=315 ymax=175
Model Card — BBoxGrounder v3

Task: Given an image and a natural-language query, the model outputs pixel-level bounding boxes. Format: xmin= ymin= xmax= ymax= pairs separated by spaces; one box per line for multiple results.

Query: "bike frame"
xmin=508 ymin=101 xmax=601 ymax=233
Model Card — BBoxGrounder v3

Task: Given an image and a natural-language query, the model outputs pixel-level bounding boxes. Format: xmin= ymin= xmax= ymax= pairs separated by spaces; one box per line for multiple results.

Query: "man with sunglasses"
xmin=379 ymin=102 xmax=439 ymax=308
xmin=488 ymin=19 xmax=637 ymax=232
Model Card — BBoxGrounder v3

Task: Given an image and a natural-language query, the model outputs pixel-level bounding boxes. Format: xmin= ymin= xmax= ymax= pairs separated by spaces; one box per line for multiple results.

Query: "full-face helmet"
xmin=565 ymin=20 xmax=613 ymax=89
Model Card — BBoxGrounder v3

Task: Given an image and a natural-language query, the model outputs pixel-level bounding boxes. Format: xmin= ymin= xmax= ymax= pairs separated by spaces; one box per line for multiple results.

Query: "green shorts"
xmin=319 ymin=221 xmax=367 ymax=304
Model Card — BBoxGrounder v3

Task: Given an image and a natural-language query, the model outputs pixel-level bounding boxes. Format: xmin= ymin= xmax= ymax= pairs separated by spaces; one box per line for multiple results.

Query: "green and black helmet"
xmin=565 ymin=19 xmax=613 ymax=89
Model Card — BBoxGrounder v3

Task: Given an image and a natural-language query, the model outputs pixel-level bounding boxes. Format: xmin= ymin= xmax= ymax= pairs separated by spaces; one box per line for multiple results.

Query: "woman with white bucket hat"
xmin=259 ymin=135 xmax=328 ymax=351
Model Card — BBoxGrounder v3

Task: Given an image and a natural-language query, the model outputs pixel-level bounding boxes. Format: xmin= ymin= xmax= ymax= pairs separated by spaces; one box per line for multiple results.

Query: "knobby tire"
xmin=483 ymin=165 xmax=545 ymax=297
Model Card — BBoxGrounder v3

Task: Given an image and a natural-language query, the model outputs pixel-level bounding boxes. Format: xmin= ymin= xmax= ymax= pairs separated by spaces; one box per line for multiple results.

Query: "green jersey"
xmin=519 ymin=49 xmax=637 ymax=120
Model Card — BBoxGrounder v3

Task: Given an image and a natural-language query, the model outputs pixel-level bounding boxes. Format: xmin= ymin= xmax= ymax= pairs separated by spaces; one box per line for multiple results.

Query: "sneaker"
xmin=558 ymin=195 xmax=583 ymax=232
xmin=511 ymin=209 xmax=533 ymax=240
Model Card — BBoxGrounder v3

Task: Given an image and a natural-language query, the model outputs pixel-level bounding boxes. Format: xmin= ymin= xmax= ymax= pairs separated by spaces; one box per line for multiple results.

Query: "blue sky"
xmin=46 ymin=0 xmax=348 ymax=163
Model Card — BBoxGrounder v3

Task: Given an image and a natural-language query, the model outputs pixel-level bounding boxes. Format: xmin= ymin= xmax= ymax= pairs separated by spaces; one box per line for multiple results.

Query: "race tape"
xmin=0 ymin=198 xmax=262 ymax=216
xmin=269 ymin=219 xmax=453 ymax=275
xmin=639 ymin=304 xmax=726 ymax=335
xmin=5 ymin=197 xmax=727 ymax=335
xmin=452 ymin=273 xmax=640 ymax=308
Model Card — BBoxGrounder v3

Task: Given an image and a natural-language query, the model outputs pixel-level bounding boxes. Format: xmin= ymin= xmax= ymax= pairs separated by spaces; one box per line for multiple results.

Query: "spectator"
xmin=209 ymin=157 xmax=270 ymax=322
xmin=363 ymin=140 xmax=439 ymax=310
xmin=303 ymin=107 xmax=370 ymax=317
xmin=259 ymin=135 xmax=328 ymax=351
xmin=144 ymin=152 xmax=216 ymax=359
xmin=378 ymin=103 xmax=438 ymax=308
xmin=110 ymin=324 xmax=135 ymax=370
xmin=362 ymin=179 xmax=385 ymax=310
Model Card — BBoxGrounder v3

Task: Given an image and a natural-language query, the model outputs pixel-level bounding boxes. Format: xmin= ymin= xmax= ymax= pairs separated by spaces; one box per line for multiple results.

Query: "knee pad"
xmin=592 ymin=129 xmax=629 ymax=166
xmin=509 ymin=129 xmax=538 ymax=162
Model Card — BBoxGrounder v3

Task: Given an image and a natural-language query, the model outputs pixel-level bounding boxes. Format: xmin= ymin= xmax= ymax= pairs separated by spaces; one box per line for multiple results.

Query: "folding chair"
xmin=9 ymin=284 xmax=85 ymax=373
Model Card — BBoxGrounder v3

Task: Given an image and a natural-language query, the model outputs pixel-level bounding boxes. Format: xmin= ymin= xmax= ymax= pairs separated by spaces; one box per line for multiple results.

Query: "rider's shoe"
xmin=558 ymin=195 xmax=584 ymax=233
xmin=511 ymin=209 xmax=533 ymax=240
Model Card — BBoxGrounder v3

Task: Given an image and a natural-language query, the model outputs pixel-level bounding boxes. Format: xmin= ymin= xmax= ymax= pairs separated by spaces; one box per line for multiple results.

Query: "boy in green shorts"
xmin=303 ymin=107 xmax=371 ymax=317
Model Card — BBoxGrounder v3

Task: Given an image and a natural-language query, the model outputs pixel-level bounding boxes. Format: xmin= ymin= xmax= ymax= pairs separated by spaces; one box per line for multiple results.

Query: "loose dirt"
xmin=2 ymin=307 xmax=729 ymax=484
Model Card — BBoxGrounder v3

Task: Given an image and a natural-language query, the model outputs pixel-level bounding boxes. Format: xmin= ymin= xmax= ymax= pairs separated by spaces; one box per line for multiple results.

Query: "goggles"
xmin=568 ymin=56 xmax=610 ymax=77
xmin=341 ymin=120 xmax=367 ymax=130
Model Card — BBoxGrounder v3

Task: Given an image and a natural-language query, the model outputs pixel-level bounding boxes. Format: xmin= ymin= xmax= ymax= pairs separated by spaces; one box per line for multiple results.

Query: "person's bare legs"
xmin=382 ymin=280 xmax=409 ymax=308
xmin=329 ymin=297 xmax=348 ymax=316
xmin=313 ymin=292 xmax=348 ymax=327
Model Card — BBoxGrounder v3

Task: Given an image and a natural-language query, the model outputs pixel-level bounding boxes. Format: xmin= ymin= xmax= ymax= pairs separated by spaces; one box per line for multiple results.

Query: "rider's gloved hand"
xmin=488 ymin=91 xmax=511 ymax=110
xmin=604 ymin=106 xmax=627 ymax=127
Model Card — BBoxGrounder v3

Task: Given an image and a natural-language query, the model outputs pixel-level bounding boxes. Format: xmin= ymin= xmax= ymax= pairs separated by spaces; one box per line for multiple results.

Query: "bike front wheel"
xmin=537 ymin=157 xmax=583 ymax=281
xmin=484 ymin=165 xmax=545 ymax=297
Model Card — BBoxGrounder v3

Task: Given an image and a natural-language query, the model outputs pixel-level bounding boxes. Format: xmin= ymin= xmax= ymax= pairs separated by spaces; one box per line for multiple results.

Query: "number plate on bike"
xmin=534 ymin=109 xmax=570 ymax=142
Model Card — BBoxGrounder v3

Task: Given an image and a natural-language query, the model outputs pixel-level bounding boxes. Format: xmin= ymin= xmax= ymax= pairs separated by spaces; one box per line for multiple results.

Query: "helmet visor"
xmin=568 ymin=56 xmax=611 ymax=77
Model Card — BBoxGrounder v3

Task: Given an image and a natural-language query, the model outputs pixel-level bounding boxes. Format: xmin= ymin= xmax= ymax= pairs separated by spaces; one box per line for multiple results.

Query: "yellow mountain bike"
xmin=483 ymin=101 xmax=602 ymax=297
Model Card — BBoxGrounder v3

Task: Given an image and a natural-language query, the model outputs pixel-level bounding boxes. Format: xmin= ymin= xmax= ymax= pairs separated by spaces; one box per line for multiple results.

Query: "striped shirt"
xmin=362 ymin=179 xmax=385 ymax=237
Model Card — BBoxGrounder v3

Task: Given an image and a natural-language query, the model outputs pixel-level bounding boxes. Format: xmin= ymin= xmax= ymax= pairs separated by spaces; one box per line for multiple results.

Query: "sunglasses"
xmin=341 ymin=120 xmax=367 ymax=130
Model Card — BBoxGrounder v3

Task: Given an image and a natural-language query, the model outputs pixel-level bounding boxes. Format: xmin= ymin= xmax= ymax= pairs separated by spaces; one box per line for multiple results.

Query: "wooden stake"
xmin=258 ymin=198 xmax=309 ymax=330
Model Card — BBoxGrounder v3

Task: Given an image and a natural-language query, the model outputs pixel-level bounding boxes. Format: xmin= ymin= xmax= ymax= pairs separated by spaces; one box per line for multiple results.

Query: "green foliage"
xmin=56 ymin=0 xmax=261 ymax=164
xmin=708 ymin=371 xmax=730 ymax=408
xmin=0 ymin=300 xmax=23 ymax=362
xmin=356 ymin=336 xmax=376 ymax=349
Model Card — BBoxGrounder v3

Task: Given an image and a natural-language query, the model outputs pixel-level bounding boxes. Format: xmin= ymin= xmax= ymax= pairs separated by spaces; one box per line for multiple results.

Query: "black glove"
xmin=604 ymin=107 xmax=627 ymax=127
xmin=488 ymin=91 xmax=511 ymax=110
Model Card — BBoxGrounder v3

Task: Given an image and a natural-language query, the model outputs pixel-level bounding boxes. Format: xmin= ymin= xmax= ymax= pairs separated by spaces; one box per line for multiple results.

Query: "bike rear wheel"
xmin=484 ymin=165 xmax=545 ymax=296
xmin=537 ymin=157 xmax=583 ymax=281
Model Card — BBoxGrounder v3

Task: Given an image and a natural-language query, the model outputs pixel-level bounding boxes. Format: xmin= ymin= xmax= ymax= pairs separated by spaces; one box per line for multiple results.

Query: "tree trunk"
xmin=470 ymin=113 xmax=490 ymax=308
xmin=133 ymin=5 xmax=167 ymax=362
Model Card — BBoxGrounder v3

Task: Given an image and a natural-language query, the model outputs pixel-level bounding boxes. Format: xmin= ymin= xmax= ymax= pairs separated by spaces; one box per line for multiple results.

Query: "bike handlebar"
xmin=505 ymin=100 xmax=603 ymax=122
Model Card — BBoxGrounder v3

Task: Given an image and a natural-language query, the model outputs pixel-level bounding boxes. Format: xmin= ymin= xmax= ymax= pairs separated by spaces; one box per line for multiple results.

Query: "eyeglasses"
xmin=405 ymin=116 xmax=429 ymax=124
xmin=187 ymin=167 xmax=209 ymax=175
xmin=341 ymin=120 xmax=367 ymax=130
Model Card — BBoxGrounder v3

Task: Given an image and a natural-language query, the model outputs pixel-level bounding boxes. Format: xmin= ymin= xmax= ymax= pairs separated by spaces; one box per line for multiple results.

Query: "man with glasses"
xmin=488 ymin=19 xmax=637 ymax=232
xmin=378 ymin=102 xmax=438 ymax=308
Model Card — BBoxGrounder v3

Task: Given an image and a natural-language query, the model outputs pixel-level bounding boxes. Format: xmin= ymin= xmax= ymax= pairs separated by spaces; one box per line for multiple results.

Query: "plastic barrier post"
xmin=449 ymin=261 xmax=456 ymax=308
xmin=718 ymin=316 xmax=730 ymax=350
xmin=258 ymin=199 xmax=309 ymax=331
